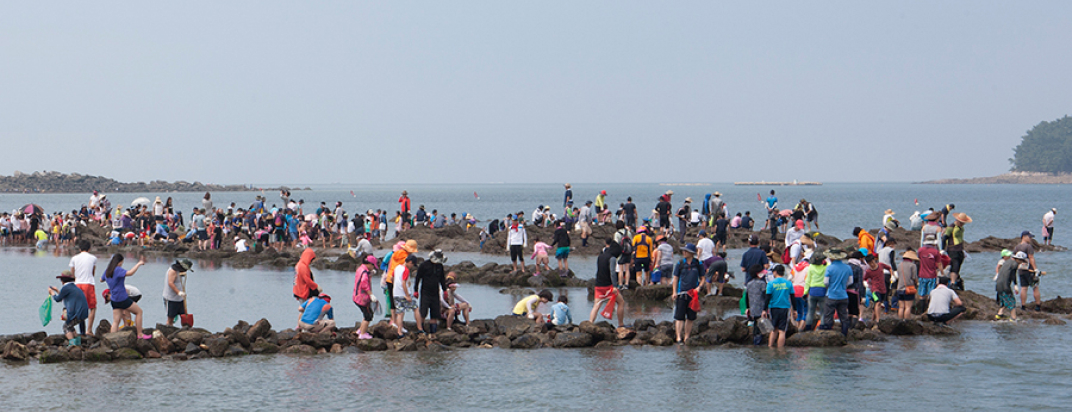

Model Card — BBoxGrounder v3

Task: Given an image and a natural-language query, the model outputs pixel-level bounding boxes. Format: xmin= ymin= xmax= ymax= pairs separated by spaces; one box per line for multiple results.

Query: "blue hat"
xmin=682 ymin=243 xmax=698 ymax=254
xmin=858 ymin=248 xmax=869 ymax=256
xmin=1021 ymin=230 xmax=1035 ymax=238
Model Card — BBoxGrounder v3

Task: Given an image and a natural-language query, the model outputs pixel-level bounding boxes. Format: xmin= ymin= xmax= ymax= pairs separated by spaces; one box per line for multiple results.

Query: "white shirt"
xmin=89 ymin=194 xmax=100 ymax=209
xmin=784 ymin=227 xmax=804 ymax=246
xmin=69 ymin=252 xmax=98 ymax=285
xmin=926 ymin=285 xmax=959 ymax=315
xmin=696 ymin=237 xmax=715 ymax=261
xmin=1043 ymin=211 xmax=1055 ymax=228
xmin=392 ymin=265 xmax=410 ymax=298
xmin=235 ymin=239 xmax=248 ymax=252
xmin=507 ymin=225 xmax=527 ymax=246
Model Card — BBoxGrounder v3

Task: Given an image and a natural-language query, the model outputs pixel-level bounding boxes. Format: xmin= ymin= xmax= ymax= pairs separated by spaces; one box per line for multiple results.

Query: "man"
xmin=623 ymin=197 xmax=637 ymax=229
xmin=917 ymin=239 xmax=943 ymax=298
xmin=802 ymin=199 xmax=819 ymax=231
xmin=945 ymin=213 xmax=972 ymax=290
xmin=656 ymin=195 xmax=673 ymax=235
xmin=398 ymin=191 xmax=411 ymax=230
xmin=298 ymin=293 xmax=335 ymax=333
xmin=414 ymin=250 xmax=449 ymax=334
xmin=672 ymin=243 xmax=705 ymax=344
xmin=995 ymin=251 xmax=1026 ymax=321
xmin=577 ymin=201 xmax=594 ymax=247
xmin=1014 ymin=231 xmax=1041 ymax=311
xmin=765 ymin=265 xmax=794 ymax=349
xmin=926 ymin=277 xmax=965 ymax=325
xmin=740 ymin=235 xmax=770 ymax=277
xmin=938 ymin=204 xmax=955 ymax=228
xmin=820 ymin=248 xmax=853 ymax=335
xmin=882 ymin=209 xmax=899 ymax=231
xmin=163 ymin=259 xmax=194 ymax=326
xmin=676 ymin=198 xmax=692 ymax=242
xmin=506 ymin=217 xmax=528 ymax=274
xmin=632 ymin=227 xmax=654 ymax=286
xmin=696 ymin=230 xmax=715 ymax=271
xmin=192 ymin=208 xmax=209 ymax=251
xmin=69 ymin=240 xmax=98 ymax=333
xmin=550 ymin=220 xmax=571 ymax=275
xmin=1043 ymin=208 xmax=1056 ymax=246
xmin=765 ymin=190 xmax=778 ymax=217
xmin=713 ymin=213 xmax=730 ymax=254
xmin=591 ymin=238 xmax=626 ymax=327
xmin=414 ymin=205 xmax=428 ymax=227
xmin=741 ymin=211 xmax=755 ymax=230
xmin=709 ymin=192 xmax=725 ymax=223
xmin=563 ymin=183 xmax=573 ymax=208
xmin=48 ymin=270 xmax=89 ymax=347
xmin=706 ymin=252 xmax=729 ymax=296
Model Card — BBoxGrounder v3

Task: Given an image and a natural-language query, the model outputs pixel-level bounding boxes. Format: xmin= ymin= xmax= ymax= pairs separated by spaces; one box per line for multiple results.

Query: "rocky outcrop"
xmin=0 ymin=170 xmax=303 ymax=193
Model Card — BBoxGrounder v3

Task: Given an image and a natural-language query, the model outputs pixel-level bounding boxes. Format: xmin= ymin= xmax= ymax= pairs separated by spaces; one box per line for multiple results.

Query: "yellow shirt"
xmin=34 ymin=229 xmax=48 ymax=241
xmin=513 ymin=295 xmax=540 ymax=316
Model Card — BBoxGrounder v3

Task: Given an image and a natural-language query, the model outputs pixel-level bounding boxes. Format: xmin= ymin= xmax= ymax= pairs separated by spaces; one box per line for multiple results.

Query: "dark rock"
xmin=252 ymin=338 xmax=280 ymax=354
xmin=877 ymin=319 xmax=924 ymax=336
xmin=205 ymin=337 xmax=229 ymax=357
xmin=496 ymin=315 xmax=535 ymax=339
xmin=113 ymin=348 xmax=143 ymax=360
xmin=41 ymin=348 xmax=73 ymax=363
xmin=329 ymin=344 xmax=344 ymax=354
xmin=247 ymin=318 xmax=272 ymax=341
xmin=650 ymin=333 xmax=674 ymax=346
xmin=283 ymin=344 xmax=317 ymax=355
xmin=786 ymin=330 xmax=847 ymax=347
xmin=552 ymin=332 xmax=593 ymax=348
xmin=918 ymin=322 xmax=960 ymax=336
xmin=225 ymin=345 xmax=248 ymax=357
xmin=849 ymin=329 xmax=887 ymax=342
xmin=511 ymin=333 xmax=543 ymax=349
xmin=67 ymin=346 xmax=82 ymax=360
xmin=168 ymin=353 xmax=189 ymax=361
xmin=147 ymin=351 xmax=162 ymax=359
xmin=371 ymin=322 xmax=401 ymax=340
xmin=1044 ymin=317 xmax=1067 ymax=325
xmin=102 ymin=331 xmax=136 ymax=349
xmin=156 ymin=323 xmax=179 ymax=338
xmin=1 ymin=341 xmax=29 ymax=361
xmin=133 ymin=337 xmax=155 ymax=356
xmin=228 ymin=330 xmax=251 ymax=349
xmin=393 ymin=338 xmax=420 ymax=352
xmin=175 ymin=330 xmax=207 ymax=345
xmin=492 ymin=336 xmax=511 ymax=348
xmin=44 ymin=334 xmax=68 ymax=347
xmin=95 ymin=320 xmax=111 ymax=338
xmin=84 ymin=347 xmax=113 ymax=362
xmin=694 ymin=329 xmax=726 ymax=346
xmin=152 ymin=334 xmax=173 ymax=354
xmin=183 ymin=342 xmax=201 ymax=355
xmin=436 ymin=331 xmax=468 ymax=346
xmin=354 ymin=338 xmax=388 ymax=351
xmin=633 ymin=319 xmax=656 ymax=331
xmin=616 ymin=327 xmax=636 ymax=341
xmin=232 ymin=320 xmax=251 ymax=334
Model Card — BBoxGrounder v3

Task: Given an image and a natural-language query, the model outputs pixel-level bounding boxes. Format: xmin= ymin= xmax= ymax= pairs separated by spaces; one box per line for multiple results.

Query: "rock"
xmin=330 ymin=344 xmax=344 ymax=354
xmin=151 ymin=332 xmax=173 ymax=354
xmin=578 ymin=321 xmax=613 ymax=343
xmin=849 ymin=329 xmax=887 ymax=342
xmin=169 ymin=353 xmax=189 ymax=361
xmin=252 ymin=338 xmax=280 ymax=354
xmin=205 ymin=337 xmax=229 ymax=357
xmin=232 ymin=320 xmax=251 ymax=334
xmin=95 ymin=320 xmax=111 ymax=338
xmin=511 ymin=333 xmax=543 ymax=349
xmin=283 ymin=344 xmax=317 ymax=355
xmin=694 ymin=329 xmax=726 ymax=346
xmin=247 ymin=318 xmax=272 ymax=341
xmin=918 ymin=322 xmax=960 ymax=336
xmin=877 ymin=319 xmax=924 ymax=336
xmin=553 ymin=332 xmax=593 ymax=348
xmin=393 ymin=338 xmax=420 ymax=352
xmin=147 ymin=351 xmax=162 ymax=358
xmin=102 ymin=330 xmax=136 ymax=349
xmin=496 ymin=315 xmax=535 ymax=339
xmin=38 ymin=348 xmax=70 ymax=364
xmin=228 ymin=330 xmax=251 ymax=349
xmin=616 ymin=327 xmax=636 ymax=341
xmin=1044 ymin=317 xmax=1067 ymax=325
xmin=133 ymin=337 xmax=155 ymax=355
xmin=371 ymin=322 xmax=401 ymax=340
xmin=175 ymin=330 xmax=207 ymax=345
xmin=649 ymin=333 xmax=675 ymax=346
xmin=435 ymin=331 xmax=467 ymax=346
xmin=155 ymin=323 xmax=179 ymax=338
xmin=633 ymin=319 xmax=656 ymax=331
xmin=67 ymin=346 xmax=82 ymax=360
xmin=786 ymin=330 xmax=847 ymax=347
xmin=492 ymin=336 xmax=511 ymax=348
xmin=184 ymin=342 xmax=201 ymax=355
xmin=354 ymin=338 xmax=388 ymax=351
xmin=1 ymin=341 xmax=29 ymax=361
xmin=44 ymin=334 xmax=68 ymax=347
xmin=113 ymin=348 xmax=143 ymax=360
xmin=84 ymin=347 xmax=112 ymax=362
xmin=225 ymin=345 xmax=248 ymax=357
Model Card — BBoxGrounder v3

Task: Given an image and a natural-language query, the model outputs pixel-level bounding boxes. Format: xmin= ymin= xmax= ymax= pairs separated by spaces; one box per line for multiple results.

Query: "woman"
xmin=202 ymin=192 xmax=213 ymax=214
xmin=896 ymin=250 xmax=919 ymax=319
xmin=102 ymin=253 xmax=151 ymax=339
xmin=352 ymin=255 xmax=376 ymax=340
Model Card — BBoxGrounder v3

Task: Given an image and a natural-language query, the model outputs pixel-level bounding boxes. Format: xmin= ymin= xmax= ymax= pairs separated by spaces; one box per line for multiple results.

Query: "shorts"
xmin=394 ymin=297 xmax=417 ymax=311
xmin=63 ymin=317 xmax=85 ymax=335
xmin=997 ymin=291 xmax=1016 ymax=310
xmin=356 ymin=303 xmax=374 ymax=322
xmin=617 ymin=253 xmax=632 ymax=265
xmin=76 ymin=284 xmax=97 ymax=309
xmin=948 ymin=250 xmax=964 ymax=273
xmin=509 ymin=245 xmax=524 ymax=262
xmin=769 ymin=308 xmax=790 ymax=331
xmin=714 ymin=233 xmax=727 ymax=245
xmin=1018 ymin=270 xmax=1039 ymax=288
xmin=196 ymin=230 xmax=208 ymax=240
xmin=419 ymin=299 xmax=441 ymax=320
xmin=131 ymin=295 xmax=142 ymax=303
xmin=896 ymin=291 xmax=915 ymax=302
xmin=633 ymin=257 xmax=651 ymax=272
xmin=659 ymin=216 xmax=670 ymax=228
xmin=918 ymin=278 xmax=937 ymax=297
xmin=555 ymin=247 xmax=570 ymax=260
xmin=1045 ymin=227 xmax=1054 ymax=240
xmin=847 ymin=293 xmax=860 ymax=316
xmin=111 ymin=297 xmax=134 ymax=310
xmin=806 ymin=212 xmax=818 ymax=222
xmin=165 ymin=298 xmax=186 ymax=319
xmin=401 ymin=212 xmax=411 ymax=223
xmin=673 ymin=294 xmax=697 ymax=321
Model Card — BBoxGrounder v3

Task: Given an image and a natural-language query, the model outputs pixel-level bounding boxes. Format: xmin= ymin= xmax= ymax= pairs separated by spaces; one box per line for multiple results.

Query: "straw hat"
xmin=902 ymin=250 xmax=919 ymax=261
xmin=824 ymin=248 xmax=848 ymax=260
xmin=954 ymin=213 xmax=972 ymax=224
xmin=714 ymin=192 xmax=722 ymax=197
xmin=402 ymin=239 xmax=418 ymax=253
xmin=684 ymin=197 xmax=692 ymax=203
xmin=666 ymin=190 xmax=674 ymax=196
xmin=884 ymin=209 xmax=895 ymax=215
xmin=564 ymin=183 xmax=571 ymax=189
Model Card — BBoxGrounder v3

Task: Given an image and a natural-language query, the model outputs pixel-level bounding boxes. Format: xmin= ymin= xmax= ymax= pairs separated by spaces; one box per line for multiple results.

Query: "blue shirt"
xmin=300 ymin=297 xmax=334 ymax=324
xmin=53 ymin=283 xmax=89 ymax=321
xmin=766 ymin=278 xmax=793 ymax=309
xmin=824 ymin=261 xmax=853 ymax=300
xmin=740 ymin=247 xmax=769 ymax=272
xmin=551 ymin=302 xmax=573 ymax=326
xmin=104 ymin=267 xmax=129 ymax=302
xmin=766 ymin=196 xmax=778 ymax=209
xmin=673 ymin=258 xmax=704 ymax=292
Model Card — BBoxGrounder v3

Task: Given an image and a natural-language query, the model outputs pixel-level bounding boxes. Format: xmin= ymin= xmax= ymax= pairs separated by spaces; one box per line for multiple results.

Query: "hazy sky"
xmin=3 ymin=2 xmax=1071 ymax=185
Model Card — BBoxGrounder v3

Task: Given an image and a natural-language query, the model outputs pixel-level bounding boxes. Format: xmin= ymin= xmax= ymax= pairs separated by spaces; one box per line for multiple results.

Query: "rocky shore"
xmin=919 ymin=171 xmax=1072 ymax=184
xmin=3 ymin=290 xmax=1070 ymax=364
xmin=0 ymin=170 xmax=303 ymax=193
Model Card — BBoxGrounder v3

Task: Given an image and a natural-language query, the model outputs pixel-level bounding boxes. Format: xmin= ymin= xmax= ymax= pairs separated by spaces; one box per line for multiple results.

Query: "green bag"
xmin=40 ymin=296 xmax=53 ymax=327
xmin=739 ymin=294 xmax=747 ymax=315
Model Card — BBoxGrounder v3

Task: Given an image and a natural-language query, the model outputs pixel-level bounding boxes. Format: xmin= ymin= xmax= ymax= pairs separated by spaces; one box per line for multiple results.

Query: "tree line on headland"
xmin=0 ymin=171 xmax=298 ymax=193
xmin=1011 ymin=115 xmax=1072 ymax=174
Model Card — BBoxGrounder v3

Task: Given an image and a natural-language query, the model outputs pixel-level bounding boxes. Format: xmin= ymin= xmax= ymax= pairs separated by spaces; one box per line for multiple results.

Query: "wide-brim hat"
xmin=824 ymin=248 xmax=848 ymax=260
xmin=403 ymin=240 xmax=418 ymax=253
xmin=175 ymin=258 xmax=195 ymax=272
xmin=684 ymin=197 xmax=692 ymax=203
xmin=954 ymin=213 xmax=972 ymax=224
xmin=714 ymin=192 xmax=721 ymax=196
xmin=1013 ymin=251 xmax=1028 ymax=260
xmin=428 ymin=249 xmax=447 ymax=264
xmin=902 ymin=250 xmax=919 ymax=261
xmin=884 ymin=209 xmax=895 ymax=215
xmin=924 ymin=212 xmax=941 ymax=221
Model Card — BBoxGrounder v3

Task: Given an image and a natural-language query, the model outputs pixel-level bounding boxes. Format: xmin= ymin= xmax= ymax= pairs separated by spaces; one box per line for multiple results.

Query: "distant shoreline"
xmin=919 ymin=172 xmax=1072 ymax=185
xmin=0 ymin=171 xmax=307 ymax=193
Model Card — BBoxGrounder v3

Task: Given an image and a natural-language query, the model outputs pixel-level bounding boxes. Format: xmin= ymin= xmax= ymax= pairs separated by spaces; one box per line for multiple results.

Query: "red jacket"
xmin=293 ymin=248 xmax=318 ymax=299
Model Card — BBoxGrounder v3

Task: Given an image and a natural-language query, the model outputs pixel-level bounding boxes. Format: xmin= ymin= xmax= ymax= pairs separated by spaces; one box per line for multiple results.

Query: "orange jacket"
xmin=858 ymin=232 xmax=875 ymax=253
xmin=293 ymin=248 xmax=318 ymax=299
xmin=386 ymin=249 xmax=409 ymax=283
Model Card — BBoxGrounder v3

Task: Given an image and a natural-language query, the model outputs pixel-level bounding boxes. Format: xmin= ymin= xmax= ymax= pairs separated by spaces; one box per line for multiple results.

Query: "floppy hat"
xmin=714 ymin=192 xmax=721 ymax=196
xmin=824 ymin=248 xmax=848 ymax=260
xmin=884 ymin=209 xmax=895 ymax=215
xmin=1013 ymin=251 xmax=1028 ymax=260
xmin=684 ymin=197 xmax=692 ymax=203
xmin=902 ymin=250 xmax=919 ymax=261
xmin=429 ymin=249 xmax=446 ymax=264
xmin=954 ymin=213 xmax=972 ymax=224
xmin=925 ymin=212 xmax=941 ymax=221
xmin=403 ymin=239 xmax=418 ymax=253
xmin=175 ymin=259 xmax=194 ymax=272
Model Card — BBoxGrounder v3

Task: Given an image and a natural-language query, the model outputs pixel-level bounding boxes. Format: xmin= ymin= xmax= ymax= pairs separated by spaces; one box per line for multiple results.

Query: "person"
xmin=802 ymin=251 xmax=828 ymax=331
xmin=591 ymin=238 xmax=626 ymax=327
xmin=896 ymin=250 xmax=919 ymax=319
xmin=549 ymin=295 xmax=573 ymax=327
xmin=740 ymin=235 xmax=769 ymax=276
xmin=937 ymin=204 xmax=955 ymax=228
xmin=352 ymin=255 xmax=377 ymax=339
xmin=705 ymin=252 xmax=729 ymax=296
xmin=577 ymin=201 xmax=593 ymax=246
xmin=1013 ymin=231 xmax=1041 ymax=311
xmin=801 ymin=199 xmax=818 ymax=231
xmin=48 ymin=270 xmax=89 ymax=347
xmin=631 ymin=227 xmax=654 ymax=286
xmin=941 ymin=212 xmax=970 ymax=290
xmin=514 ymin=290 xmax=553 ymax=323
xmin=765 ymin=190 xmax=778 ymax=217
xmin=562 ymin=183 xmax=573 ymax=208
xmin=1043 ymin=208 xmax=1056 ymax=246
xmin=414 ymin=250 xmax=449 ymax=334
xmin=741 ymin=211 xmax=755 ymax=230
xmin=696 ymin=230 xmax=715 ymax=271
xmin=784 ymin=219 xmax=805 ymax=249
xmin=730 ymin=213 xmax=742 ymax=229
xmin=298 ymin=293 xmax=335 ymax=333
xmin=674 ymin=198 xmax=692 ymax=242
xmin=995 ymin=251 xmax=1025 ymax=321
xmin=882 ymin=209 xmax=899 ymax=231
xmin=917 ymin=239 xmax=943 ymax=298
xmin=921 ymin=210 xmax=943 ymax=249
xmin=672 ymin=243 xmax=706 ymax=344
xmin=656 ymin=194 xmax=672 ymax=236
xmin=765 ymin=265 xmax=793 ymax=349
xmin=192 ymin=208 xmax=209 ymax=251
xmin=531 ymin=236 xmax=552 ymax=275
xmin=623 ymin=197 xmax=637 ymax=229
xmin=163 ymin=259 xmax=193 ymax=326
xmin=442 ymin=275 xmax=471 ymax=328
xmin=713 ymin=213 xmax=729 ymax=254
xmin=708 ymin=192 xmax=725 ymax=223
xmin=398 ymin=191 xmax=412 ymax=231
xmin=293 ymin=248 xmax=319 ymax=302
xmin=550 ymin=220 xmax=571 ymax=276
xmin=651 ymin=235 xmax=674 ymax=286
xmin=613 ymin=221 xmax=633 ymax=290
xmin=392 ymin=255 xmax=420 ymax=335
xmin=595 ymin=190 xmax=609 ymax=225
xmin=506 ymin=218 xmax=528 ymax=274
xmin=101 ymin=254 xmax=151 ymax=339
xmin=863 ymin=254 xmax=891 ymax=323
xmin=853 ymin=227 xmax=875 ymax=254
xmin=926 ymin=277 xmax=965 ymax=325
xmin=202 ymin=192 xmax=214 ymax=214
xmin=745 ymin=264 xmax=768 ymax=345
xmin=69 ymin=240 xmax=98 ymax=334
xmin=820 ymin=248 xmax=853 ymax=336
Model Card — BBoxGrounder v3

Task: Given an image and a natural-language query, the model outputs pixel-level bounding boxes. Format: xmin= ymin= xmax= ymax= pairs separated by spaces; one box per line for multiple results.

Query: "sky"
xmin=2 ymin=1 xmax=1071 ymax=185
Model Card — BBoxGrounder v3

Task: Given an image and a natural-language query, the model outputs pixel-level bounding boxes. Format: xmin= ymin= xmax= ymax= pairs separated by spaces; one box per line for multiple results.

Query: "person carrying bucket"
xmin=163 ymin=259 xmax=194 ymax=327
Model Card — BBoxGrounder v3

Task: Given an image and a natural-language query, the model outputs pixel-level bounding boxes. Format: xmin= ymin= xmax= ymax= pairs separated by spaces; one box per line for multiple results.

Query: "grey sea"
xmin=2 ymin=183 xmax=1072 ymax=411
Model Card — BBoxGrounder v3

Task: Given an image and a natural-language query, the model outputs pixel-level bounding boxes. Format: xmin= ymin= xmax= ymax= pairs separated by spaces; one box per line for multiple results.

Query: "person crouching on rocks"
xmin=298 ymin=293 xmax=336 ymax=333
xmin=48 ymin=270 xmax=89 ymax=347
xmin=514 ymin=289 xmax=553 ymax=323
xmin=442 ymin=274 xmax=471 ymax=329
xmin=591 ymin=238 xmax=627 ymax=328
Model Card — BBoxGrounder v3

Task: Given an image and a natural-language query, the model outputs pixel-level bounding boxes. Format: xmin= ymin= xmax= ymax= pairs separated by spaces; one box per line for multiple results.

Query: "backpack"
xmin=618 ymin=230 xmax=633 ymax=255
xmin=782 ymin=241 xmax=797 ymax=265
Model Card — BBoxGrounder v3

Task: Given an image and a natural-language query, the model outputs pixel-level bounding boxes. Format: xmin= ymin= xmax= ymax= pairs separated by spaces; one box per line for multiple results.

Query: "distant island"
xmin=0 ymin=171 xmax=301 ymax=193
xmin=922 ymin=115 xmax=1072 ymax=184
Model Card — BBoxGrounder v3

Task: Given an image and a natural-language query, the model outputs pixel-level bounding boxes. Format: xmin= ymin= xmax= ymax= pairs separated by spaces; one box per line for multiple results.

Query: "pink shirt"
xmin=533 ymin=242 xmax=551 ymax=258
xmin=352 ymin=265 xmax=372 ymax=306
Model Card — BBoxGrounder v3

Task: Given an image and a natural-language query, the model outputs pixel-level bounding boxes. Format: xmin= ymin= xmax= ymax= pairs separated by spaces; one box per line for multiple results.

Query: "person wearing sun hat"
xmin=820 ymin=248 xmax=854 ymax=335
xmin=945 ymin=212 xmax=972 ymax=290
xmin=882 ymin=209 xmax=899 ymax=231
xmin=672 ymin=242 xmax=705 ymax=344
xmin=921 ymin=209 xmax=943 ymax=249
xmin=995 ymin=251 xmax=1027 ymax=321
xmin=1042 ymin=208 xmax=1057 ymax=246
xmin=1013 ymin=231 xmax=1041 ymax=311
xmin=895 ymin=250 xmax=919 ymax=319
xmin=48 ymin=270 xmax=89 ymax=346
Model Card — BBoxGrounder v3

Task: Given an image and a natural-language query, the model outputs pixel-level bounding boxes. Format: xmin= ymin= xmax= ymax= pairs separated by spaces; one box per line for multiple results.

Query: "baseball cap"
xmin=1022 ymin=230 xmax=1035 ymax=238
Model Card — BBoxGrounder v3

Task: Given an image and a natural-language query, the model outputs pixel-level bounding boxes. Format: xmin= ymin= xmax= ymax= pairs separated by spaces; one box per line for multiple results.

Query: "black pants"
xmin=820 ymin=298 xmax=851 ymax=335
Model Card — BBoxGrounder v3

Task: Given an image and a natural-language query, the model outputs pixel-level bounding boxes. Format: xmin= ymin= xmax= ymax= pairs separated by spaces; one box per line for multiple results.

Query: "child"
xmin=513 ymin=289 xmax=553 ymax=323
xmin=745 ymin=264 xmax=768 ymax=345
xmin=48 ymin=270 xmax=89 ymax=347
xmin=765 ymin=265 xmax=793 ymax=349
xmin=391 ymin=255 xmax=420 ymax=335
xmin=442 ymin=274 xmax=471 ymax=328
xmin=531 ymin=236 xmax=551 ymax=275
xmin=298 ymin=293 xmax=336 ymax=333
xmin=549 ymin=295 xmax=573 ymax=327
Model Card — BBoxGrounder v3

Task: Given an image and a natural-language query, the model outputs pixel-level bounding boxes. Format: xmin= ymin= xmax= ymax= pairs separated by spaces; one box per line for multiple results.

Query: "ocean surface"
xmin=3 ymin=183 xmax=1072 ymax=410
